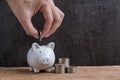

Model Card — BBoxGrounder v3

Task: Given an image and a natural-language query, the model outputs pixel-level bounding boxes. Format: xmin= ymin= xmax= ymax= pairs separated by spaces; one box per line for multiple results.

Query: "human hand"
xmin=7 ymin=0 xmax=64 ymax=39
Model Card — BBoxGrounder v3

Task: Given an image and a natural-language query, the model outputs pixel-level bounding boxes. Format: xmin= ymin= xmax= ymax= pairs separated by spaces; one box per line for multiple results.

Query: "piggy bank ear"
xmin=47 ymin=42 xmax=55 ymax=50
xmin=32 ymin=43 xmax=40 ymax=51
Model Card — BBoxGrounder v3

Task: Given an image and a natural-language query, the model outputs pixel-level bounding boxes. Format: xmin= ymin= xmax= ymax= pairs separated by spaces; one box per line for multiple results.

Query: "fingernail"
xmin=34 ymin=35 xmax=39 ymax=39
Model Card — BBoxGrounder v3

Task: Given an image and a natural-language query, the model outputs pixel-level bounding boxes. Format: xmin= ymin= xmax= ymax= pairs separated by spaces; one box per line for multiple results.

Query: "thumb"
xmin=20 ymin=17 xmax=39 ymax=39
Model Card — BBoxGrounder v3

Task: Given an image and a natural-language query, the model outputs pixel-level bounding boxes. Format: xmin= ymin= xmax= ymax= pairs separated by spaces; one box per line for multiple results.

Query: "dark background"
xmin=0 ymin=0 xmax=120 ymax=66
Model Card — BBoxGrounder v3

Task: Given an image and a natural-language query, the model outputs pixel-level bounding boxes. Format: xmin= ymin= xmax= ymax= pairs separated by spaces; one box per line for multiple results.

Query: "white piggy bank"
xmin=27 ymin=42 xmax=55 ymax=73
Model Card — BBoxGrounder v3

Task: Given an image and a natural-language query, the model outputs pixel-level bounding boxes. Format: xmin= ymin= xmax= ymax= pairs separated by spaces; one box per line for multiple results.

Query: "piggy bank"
xmin=27 ymin=42 xmax=55 ymax=73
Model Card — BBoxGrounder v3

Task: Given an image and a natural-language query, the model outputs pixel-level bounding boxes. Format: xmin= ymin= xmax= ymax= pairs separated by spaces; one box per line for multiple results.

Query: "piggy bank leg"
xmin=29 ymin=67 xmax=33 ymax=71
xmin=33 ymin=68 xmax=40 ymax=73
xmin=45 ymin=67 xmax=54 ymax=72
xmin=46 ymin=69 xmax=52 ymax=72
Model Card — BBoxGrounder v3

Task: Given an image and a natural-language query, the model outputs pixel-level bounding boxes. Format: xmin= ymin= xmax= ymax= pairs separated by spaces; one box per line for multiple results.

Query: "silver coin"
xmin=58 ymin=58 xmax=70 ymax=68
xmin=66 ymin=66 xmax=76 ymax=73
xmin=39 ymin=31 xmax=42 ymax=41
xmin=55 ymin=64 xmax=65 ymax=74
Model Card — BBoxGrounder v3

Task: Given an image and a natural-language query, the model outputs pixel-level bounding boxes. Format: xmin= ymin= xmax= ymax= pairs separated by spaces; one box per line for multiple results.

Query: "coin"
xmin=39 ymin=31 xmax=42 ymax=41
xmin=38 ymin=30 xmax=42 ymax=41
xmin=66 ymin=66 xmax=76 ymax=73
xmin=58 ymin=58 xmax=70 ymax=68
xmin=55 ymin=64 xmax=65 ymax=74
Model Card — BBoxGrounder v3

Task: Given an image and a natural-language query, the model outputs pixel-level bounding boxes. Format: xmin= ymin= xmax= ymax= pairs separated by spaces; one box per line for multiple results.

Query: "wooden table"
xmin=0 ymin=66 xmax=120 ymax=80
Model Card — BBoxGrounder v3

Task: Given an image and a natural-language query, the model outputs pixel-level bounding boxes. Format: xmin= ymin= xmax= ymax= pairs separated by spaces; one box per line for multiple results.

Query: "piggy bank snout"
xmin=41 ymin=57 xmax=50 ymax=64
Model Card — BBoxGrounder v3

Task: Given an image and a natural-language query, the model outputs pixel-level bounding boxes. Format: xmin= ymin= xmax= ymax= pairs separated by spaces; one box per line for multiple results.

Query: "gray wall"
xmin=0 ymin=0 xmax=120 ymax=66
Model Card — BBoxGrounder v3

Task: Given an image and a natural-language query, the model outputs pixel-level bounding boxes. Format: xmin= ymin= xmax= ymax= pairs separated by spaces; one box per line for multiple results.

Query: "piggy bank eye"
xmin=39 ymin=51 xmax=41 ymax=53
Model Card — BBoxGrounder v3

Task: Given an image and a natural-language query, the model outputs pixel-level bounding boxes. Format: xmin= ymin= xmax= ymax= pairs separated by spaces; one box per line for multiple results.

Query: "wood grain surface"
xmin=1 ymin=0 xmax=120 ymax=66
xmin=0 ymin=66 xmax=120 ymax=80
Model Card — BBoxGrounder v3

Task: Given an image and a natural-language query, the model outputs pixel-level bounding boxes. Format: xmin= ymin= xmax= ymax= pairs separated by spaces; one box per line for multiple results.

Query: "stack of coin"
xmin=58 ymin=58 xmax=70 ymax=68
xmin=55 ymin=64 xmax=65 ymax=74
xmin=66 ymin=66 xmax=76 ymax=73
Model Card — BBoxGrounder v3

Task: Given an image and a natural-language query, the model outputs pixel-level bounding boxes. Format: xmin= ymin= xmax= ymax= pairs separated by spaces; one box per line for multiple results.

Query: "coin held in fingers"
xmin=38 ymin=31 xmax=42 ymax=41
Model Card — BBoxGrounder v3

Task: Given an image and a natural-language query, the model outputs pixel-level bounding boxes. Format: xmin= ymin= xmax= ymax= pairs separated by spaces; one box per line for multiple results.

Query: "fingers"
xmin=45 ymin=6 xmax=65 ymax=37
xmin=20 ymin=4 xmax=64 ymax=39
xmin=44 ymin=7 xmax=62 ymax=37
xmin=56 ymin=7 xmax=65 ymax=18
xmin=40 ymin=2 xmax=53 ymax=38
xmin=22 ymin=2 xmax=64 ymax=38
